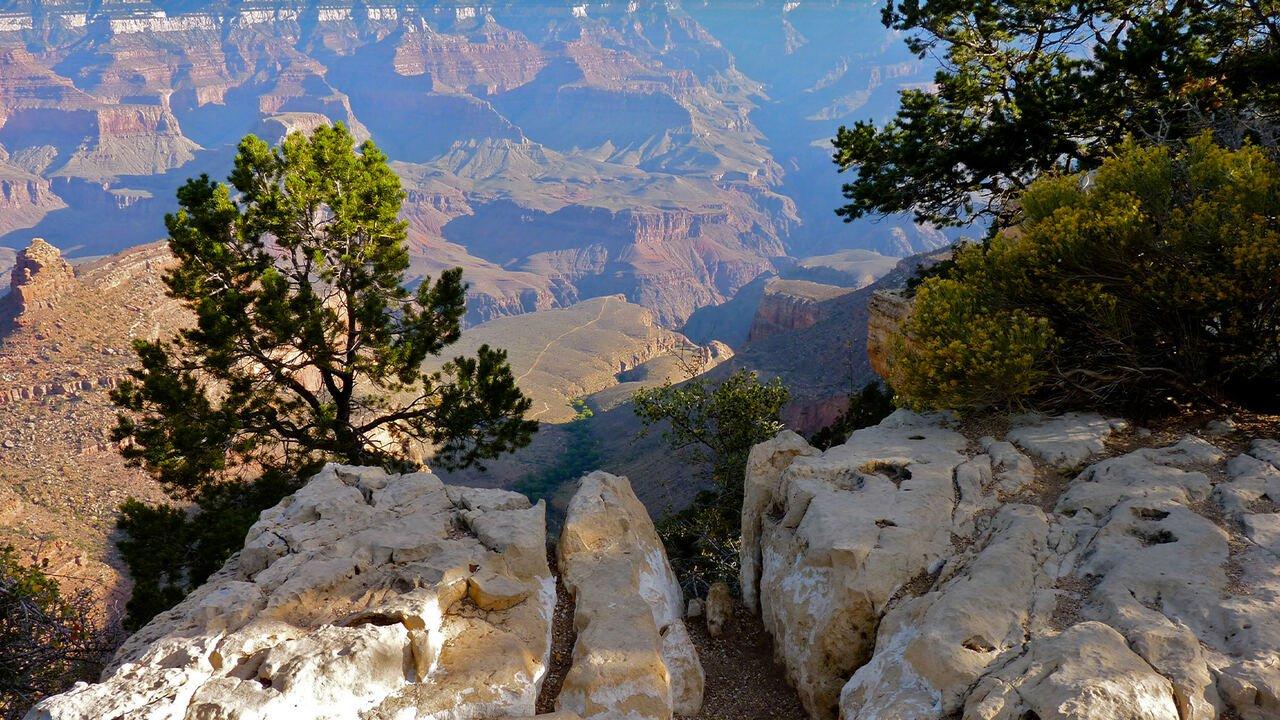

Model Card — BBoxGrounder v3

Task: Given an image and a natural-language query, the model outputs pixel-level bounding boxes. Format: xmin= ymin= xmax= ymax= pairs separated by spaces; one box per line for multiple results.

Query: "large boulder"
xmin=744 ymin=409 xmax=969 ymax=719
xmin=556 ymin=471 xmax=704 ymax=720
xmin=744 ymin=413 xmax=1280 ymax=720
xmin=28 ymin=464 xmax=556 ymax=720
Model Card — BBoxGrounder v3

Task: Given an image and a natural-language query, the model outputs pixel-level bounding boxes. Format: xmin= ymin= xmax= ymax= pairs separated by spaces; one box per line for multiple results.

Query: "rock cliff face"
xmin=0 ymin=165 xmax=65 ymax=236
xmin=743 ymin=411 xmax=1280 ymax=720
xmin=746 ymin=279 xmax=854 ymax=343
xmin=0 ymin=239 xmax=186 ymax=632
xmin=28 ymin=466 xmax=702 ymax=720
xmin=864 ymin=290 xmax=912 ymax=380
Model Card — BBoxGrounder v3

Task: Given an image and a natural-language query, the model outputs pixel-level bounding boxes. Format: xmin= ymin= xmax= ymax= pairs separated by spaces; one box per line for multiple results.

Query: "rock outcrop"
xmin=5 ymin=237 xmax=77 ymax=318
xmin=746 ymin=279 xmax=854 ymax=343
xmin=864 ymin=289 xmax=912 ymax=380
xmin=742 ymin=410 xmax=971 ymax=717
xmin=29 ymin=464 xmax=558 ymax=720
xmin=29 ymin=466 xmax=703 ymax=720
xmin=557 ymin=471 xmax=704 ymax=720
xmin=743 ymin=412 xmax=1280 ymax=720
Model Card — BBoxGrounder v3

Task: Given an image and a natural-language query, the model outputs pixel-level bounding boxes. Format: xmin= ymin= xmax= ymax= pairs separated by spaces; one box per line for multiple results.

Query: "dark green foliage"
xmin=632 ymin=369 xmax=790 ymax=595
xmin=891 ymin=136 xmax=1280 ymax=412
xmin=834 ymin=0 xmax=1279 ymax=227
xmin=112 ymin=124 xmax=536 ymax=627
xmin=514 ymin=400 xmax=600 ymax=516
xmin=903 ymin=256 xmax=956 ymax=296
xmin=1 ymin=547 xmax=115 ymax=719
xmin=116 ymin=470 xmax=302 ymax=630
xmin=809 ymin=382 xmax=897 ymax=450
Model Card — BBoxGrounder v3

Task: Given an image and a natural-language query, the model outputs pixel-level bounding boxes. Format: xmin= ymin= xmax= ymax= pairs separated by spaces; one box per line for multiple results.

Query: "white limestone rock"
xmin=745 ymin=413 xmax=1280 ymax=720
xmin=839 ymin=504 xmax=1055 ymax=719
xmin=743 ymin=411 xmax=969 ymax=719
xmin=705 ymin=582 xmax=732 ymax=638
xmin=979 ymin=438 xmax=1036 ymax=495
xmin=556 ymin=471 xmax=704 ymax=720
xmin=1007 ymin=412 xmax=1124 ymax=468
xmin=964 ymin=621 xmax=1181 ymax=720
xmin=739 ymin=430 xmax=818 ymax=610
xmin=28 ymin=464 xmax=556 ymax=720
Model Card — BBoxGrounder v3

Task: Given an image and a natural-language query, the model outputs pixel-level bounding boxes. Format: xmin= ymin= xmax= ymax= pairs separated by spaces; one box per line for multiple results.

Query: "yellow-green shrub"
xmin=891 ymin=134 xmax=1280 ymax=412
xmin=890 ymin=277 xmax=1056 ymax=411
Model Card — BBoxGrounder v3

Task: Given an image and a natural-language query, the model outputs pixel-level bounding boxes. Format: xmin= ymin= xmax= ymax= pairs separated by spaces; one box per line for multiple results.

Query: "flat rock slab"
xmin=1007 ymin=412 xmax=1125 ymax=468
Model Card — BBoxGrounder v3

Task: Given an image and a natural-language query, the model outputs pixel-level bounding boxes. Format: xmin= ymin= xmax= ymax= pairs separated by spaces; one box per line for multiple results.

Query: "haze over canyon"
xmin=0 ymin=0 xmax=947 ymax=327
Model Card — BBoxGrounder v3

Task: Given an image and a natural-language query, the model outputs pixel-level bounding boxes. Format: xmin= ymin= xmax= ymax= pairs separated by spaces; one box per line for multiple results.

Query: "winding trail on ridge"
xmin=516 ymin=296 xmax=615 ymax=385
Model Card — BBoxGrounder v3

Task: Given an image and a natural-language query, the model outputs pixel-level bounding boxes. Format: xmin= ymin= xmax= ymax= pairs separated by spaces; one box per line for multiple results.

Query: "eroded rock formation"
xmin=743 ymin=411 xmax=1280 ymax=720
xmin=6 ymin=237 xmax=77 ymax=318
xmin=557 ymin=471 xmax=704 ymax=719
xmin=28 ymin=466 xmax=702 ymax=720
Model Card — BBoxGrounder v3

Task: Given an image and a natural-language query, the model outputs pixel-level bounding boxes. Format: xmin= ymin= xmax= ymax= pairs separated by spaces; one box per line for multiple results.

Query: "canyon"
xmin=0 ymin=0 xmax=949 ymax=328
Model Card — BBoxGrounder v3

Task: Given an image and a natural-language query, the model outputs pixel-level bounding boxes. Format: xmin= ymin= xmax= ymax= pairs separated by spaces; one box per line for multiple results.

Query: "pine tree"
xmin=834 ymin=0 xmax=1279 ymax=227
xmin=111 ymin=125 xmax=537 ymax=625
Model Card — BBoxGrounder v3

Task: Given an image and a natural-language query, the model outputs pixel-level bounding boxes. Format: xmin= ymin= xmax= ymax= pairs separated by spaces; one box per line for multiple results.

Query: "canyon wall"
xmin=0 ymin=1 xmax=950 ymax=328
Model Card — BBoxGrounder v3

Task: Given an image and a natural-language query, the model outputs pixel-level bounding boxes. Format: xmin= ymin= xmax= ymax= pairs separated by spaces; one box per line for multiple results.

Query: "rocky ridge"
xmin=744 ymin=411 xmax=1280 ymax=720
xmin=29 ymin=465 xmax=704 ymax=720
xmin=0 ymin=238 xmax=181 ymax=618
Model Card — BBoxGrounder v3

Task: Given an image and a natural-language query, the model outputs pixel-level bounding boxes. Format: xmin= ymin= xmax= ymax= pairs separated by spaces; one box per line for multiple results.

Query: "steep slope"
xmin=723 ymin=249 xmax=948 ymax=433
xmin=0 ymin=246 xmax=13 ymax=290
xmin=0 ymin=239 xmax=182 ymax=617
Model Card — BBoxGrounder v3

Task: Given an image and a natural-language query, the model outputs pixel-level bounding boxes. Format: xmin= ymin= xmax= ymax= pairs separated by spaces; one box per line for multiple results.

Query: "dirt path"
xmin=681 ymin=608 xmax=808 ymax=720
xmin=516 ymin=296 xmax=613 ymax=383
xmin=536 ymin=545 xmax=577 ymax=713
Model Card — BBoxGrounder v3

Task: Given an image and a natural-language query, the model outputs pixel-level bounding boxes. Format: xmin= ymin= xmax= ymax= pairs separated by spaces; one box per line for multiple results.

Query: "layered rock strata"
xmin=744 ymin=412 xmax=1280 ymax=720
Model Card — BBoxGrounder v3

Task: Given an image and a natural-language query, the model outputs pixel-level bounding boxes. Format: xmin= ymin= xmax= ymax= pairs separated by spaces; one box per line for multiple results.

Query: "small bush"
xmin=1 ymin=547 xmax=116 ymax=719
xmin=809 ymin=381 xmax=898 ymax=450
xmin=891 ymin=134 xmax=1280 ymax=413
xmin=633 ymin=369 xmax=789 ymax=595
